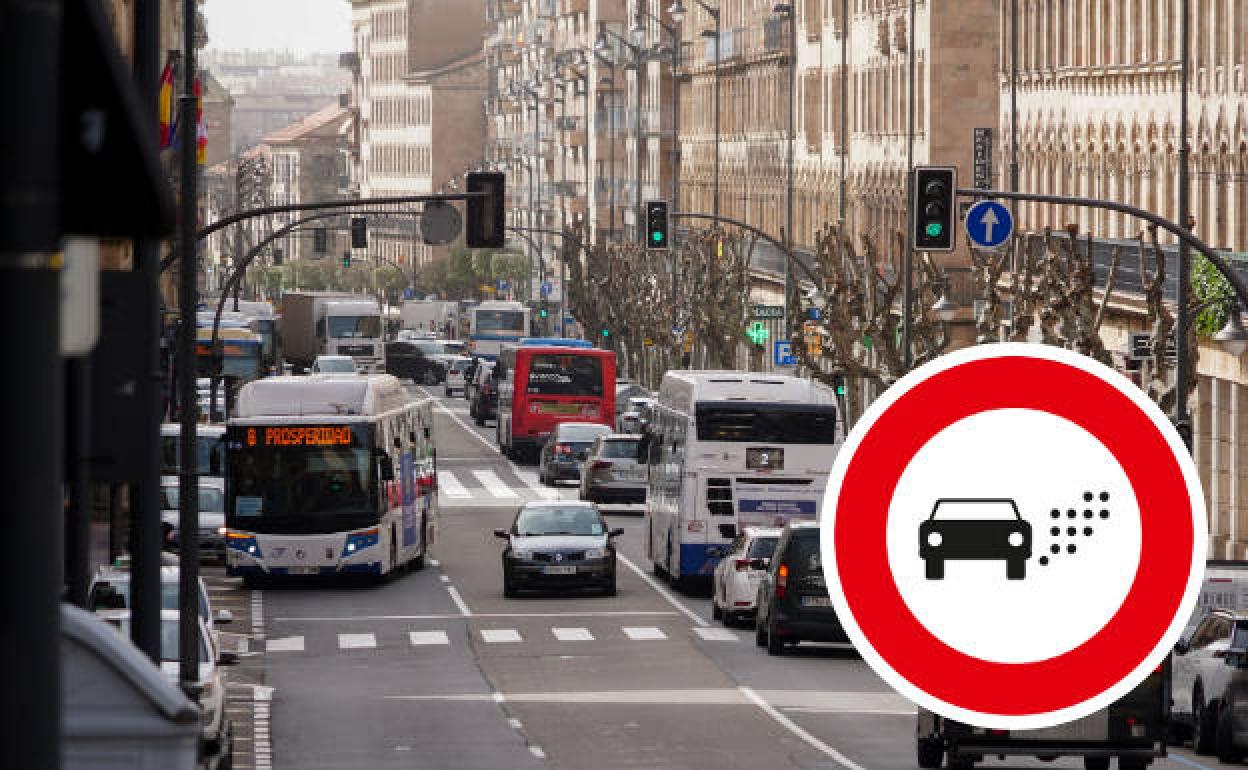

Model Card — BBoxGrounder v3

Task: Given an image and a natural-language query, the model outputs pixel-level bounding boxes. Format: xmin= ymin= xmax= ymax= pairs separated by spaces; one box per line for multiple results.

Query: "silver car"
xmin=578 ymin=434 xmax=646 ymax=505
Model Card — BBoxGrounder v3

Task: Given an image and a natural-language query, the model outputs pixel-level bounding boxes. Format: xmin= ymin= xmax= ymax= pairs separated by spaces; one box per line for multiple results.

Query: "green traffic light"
xmin=925 ymin=222 xmax=944 ymax=238
xmin=652 ymin=231 xmax=662 ymax=243
xmin=601 ymin=328 xmax=610 ymax=338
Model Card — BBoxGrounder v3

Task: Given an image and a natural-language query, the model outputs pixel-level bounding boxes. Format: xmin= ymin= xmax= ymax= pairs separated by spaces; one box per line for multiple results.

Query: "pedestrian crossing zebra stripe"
xmin=437 ymin=470 xmax=472 ymax=498
xmin=259 ymin=624 xmax=738 ymax=653
xmin=471 ymin=469 xmax=520 ymax=498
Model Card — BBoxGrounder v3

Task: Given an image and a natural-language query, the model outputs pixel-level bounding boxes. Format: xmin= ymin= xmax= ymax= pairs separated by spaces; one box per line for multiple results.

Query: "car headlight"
xmin=583 ymin=547 xmax=607 ymax=559
xmin=512 ymin=549 xmax=533 ymax=561
xmin=1008 ymin=531 xmax=1025 ymax=547
xmin=927 ymin=532 xmax=943 ymax=547
xmin=216 ymin=526 xmax=227 ymax=536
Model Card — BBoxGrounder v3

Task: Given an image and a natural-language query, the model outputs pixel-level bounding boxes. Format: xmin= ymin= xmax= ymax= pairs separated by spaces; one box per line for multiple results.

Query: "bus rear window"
xmin=695 ymin=404 xmax=837 ymax=444
xmin=526 ymin=354 xmax=604 ymax=396
xmin=476 ymin=311 xmax=526 ymax=332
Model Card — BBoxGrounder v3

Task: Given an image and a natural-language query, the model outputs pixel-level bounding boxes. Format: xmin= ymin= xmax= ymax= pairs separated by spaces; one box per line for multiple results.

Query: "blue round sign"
xmin=964 ymin=200 xmax=1014 ymax=250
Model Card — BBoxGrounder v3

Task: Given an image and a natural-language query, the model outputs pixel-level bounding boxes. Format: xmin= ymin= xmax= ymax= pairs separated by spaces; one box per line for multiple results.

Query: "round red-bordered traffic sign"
xmin=821 ymin=343 xmax=1207 ymax=729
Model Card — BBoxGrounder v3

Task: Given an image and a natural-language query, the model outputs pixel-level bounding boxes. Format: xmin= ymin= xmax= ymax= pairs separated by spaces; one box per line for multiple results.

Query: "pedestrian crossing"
xmin=263 ymin=624 xmax=744 ymax=654
xmin=433 ymin=465 xmax=640 ymax=508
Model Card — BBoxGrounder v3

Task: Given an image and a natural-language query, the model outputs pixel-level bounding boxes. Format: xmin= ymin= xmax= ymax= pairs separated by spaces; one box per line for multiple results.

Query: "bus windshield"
xmin=328 ymin=315 xmax=381 ymax=338
xmin=227 ymin=425 xmax=379 ymax=534
xmin=475 ymin=310 xmax=525 ymax=333
xmin=526 ymin=353 xmax=604 ymax=396
xmin=695 ymin=403 xmax=837 ymax=444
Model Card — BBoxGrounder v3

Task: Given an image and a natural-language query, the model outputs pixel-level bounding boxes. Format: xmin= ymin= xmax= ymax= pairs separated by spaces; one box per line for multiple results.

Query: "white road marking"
xmin=739 ymin=686 xmax=866 ymax=770
xmin=429 ymin=559 xmax=440 ymax=567
xmin=782 ymin=707 xmax=915 ymax=716
xmin=446 ymin=586 xmax=472 ymax=616
xmin=265 ymin=636 xmax=304 ymax=652
xmin=338 ymin=633 xmax=377 ymax=649
xmin=437 ymin=470 xmax=472 ymax=498
xmin=552 ymin=627 xmax=594 ymax=641
xmin=508 ymin=718 xmax=523 ymax=729
xmin=273 ymin=610 xmax=678 ymax=622
xmin=473 ymin=469 xmax=519 ymax=498
xmin=481 ymin=629 xmax=523 ymax=643
xmin=622 ymin=626 xmax=667 ymax=641
xmin=529 ymin=746 xmax=547 ymax=759
xmin=439 ymin=575 xmax=450 ymax=583
xmin=692 ymin=627 xmax=740 ymax=642
xmin=408 ymin=631 xmax=450 ymax=646
xmin=615 ymin=553 xmax=709 ymax=627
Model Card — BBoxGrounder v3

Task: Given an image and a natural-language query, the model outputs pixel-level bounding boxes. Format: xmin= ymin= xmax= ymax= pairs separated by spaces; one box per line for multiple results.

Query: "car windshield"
xmin=930 ymin=500 xmax=1021 ymax=521
xmin=557 ymin=424 xmax=611 ymax=442
xmin=110 ymin=618 xmax=209 ymax=663
xmin=91 ymin=578 xmax=209 ymax=621
xmin=161 ymin=485 xmax=226 ymax=513
xmin=414 ymin=341 xmax=446 ymax=355
xmin=747 ymin=537 xmax=780 ymax=560
xmin=600 ymin=439 xmax=640 ymax=459
xmin=327 ymin=315 xmax=381 ymax=339
xmin=514 ymin=506 xmax=605 ymax=537
xmin=783 ymin=533 xmax=822 ymax=574
xmin=317 ymin=358 xmax=355 ymax=373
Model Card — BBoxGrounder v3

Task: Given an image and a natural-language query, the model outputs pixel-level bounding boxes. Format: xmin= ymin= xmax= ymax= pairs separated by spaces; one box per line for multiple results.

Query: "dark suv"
xmin=754 ymin=521 xmax=848 ymax=655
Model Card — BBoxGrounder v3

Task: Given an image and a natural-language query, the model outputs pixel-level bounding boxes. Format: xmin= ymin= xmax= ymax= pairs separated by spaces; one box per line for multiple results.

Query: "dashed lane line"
xmin=615 ymin=553 xmax=708 ymax=627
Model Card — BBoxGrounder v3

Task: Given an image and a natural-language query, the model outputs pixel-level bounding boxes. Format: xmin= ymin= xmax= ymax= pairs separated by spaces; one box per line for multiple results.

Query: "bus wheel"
xmin=916 ymin=738 xmax=944 ymax=769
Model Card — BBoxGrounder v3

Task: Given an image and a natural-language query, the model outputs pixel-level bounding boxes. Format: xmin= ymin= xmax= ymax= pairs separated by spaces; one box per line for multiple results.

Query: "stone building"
xmin=265 ymin=104 xmax=355 ymax=263
xmin=200 ymin=71 xmax=234 ymax=169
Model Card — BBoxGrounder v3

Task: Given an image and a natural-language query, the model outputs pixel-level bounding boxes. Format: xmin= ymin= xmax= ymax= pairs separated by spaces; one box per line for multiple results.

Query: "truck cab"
xmin=318 ymin=300 xmax=385 ymax=374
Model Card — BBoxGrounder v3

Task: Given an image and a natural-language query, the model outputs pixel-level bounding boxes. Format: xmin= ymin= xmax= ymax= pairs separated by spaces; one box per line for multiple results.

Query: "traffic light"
xmin=465 ymin=172 xmax=506 ymax=248
xmin=644 ymin=200 xmax=669 ymax=250
xmin=350 ymin=217 xmax=368 ymax=249
xmin=313 ymin=227 xmax=328 ymax=254
xmin=342 ymin=251 xmax=352 ymax=269
xmin=272 ymin=247 xmax=283 ymax=266
xmin=600 ymin=327 xmax=610 ymax=339
xmin=912 ymin=166 xmax=956 ymax=252
xmin=539 ymin=301 xmax=549 ymax=319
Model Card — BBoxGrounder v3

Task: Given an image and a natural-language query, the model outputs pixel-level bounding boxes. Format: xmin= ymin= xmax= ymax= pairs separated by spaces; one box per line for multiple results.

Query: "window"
xmin=747 ymin=536 xmax=779 ymax=560
xmin=600 ymin=438 xmax=640 ymax=459
xmin=526 ymin=353 xmax=604 ymax=396
xmin=513 ymin=506 xmax=605 ymax=536
xmin=695 ymin=403 xmax=837 ymax=444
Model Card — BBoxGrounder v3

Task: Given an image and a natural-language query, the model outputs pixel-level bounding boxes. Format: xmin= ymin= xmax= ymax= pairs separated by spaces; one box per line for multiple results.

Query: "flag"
xmin=158 ymin=58 xmax=175 ymax=148
xmin=195 ymin=76 xmax=207 ymax=165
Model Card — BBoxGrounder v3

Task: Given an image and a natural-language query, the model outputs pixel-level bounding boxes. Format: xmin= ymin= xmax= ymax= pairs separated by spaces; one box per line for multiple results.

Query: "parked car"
xmin=463 ymin=357 xmax=483 ymax=401
xmin=578 ymin=434 xmax=646 ymax=505
xmin=471 ymin=362 xmax=499 ymax=426
xmin=1173 ymin=609 xmax=1248 ymax=755
xmin=493 ymin=501 xmax=624 ymax=597
xmin=616 ymin=396 xmax=656 ymax=433
xmin=87 ymin=562 xmax=232 ymax=630
xmin=160 ymin=478 xmax=227 ymax=563
xmin=712 ymin=527 xmax=782 ymax=626
xmin=614 ymin=382 xmax=649 ymax=424
xmin=99 ymin=609 xmax=236 ymax=768
xmin=754 ymin=521 xmax=849 ymax=655
xmin=443 ymin=356 xmax=473 ymax=397
xmin=538 ymin=422 xmax=613 ymax=486
xmin=310 ymin=354 xmax=358 ymax=374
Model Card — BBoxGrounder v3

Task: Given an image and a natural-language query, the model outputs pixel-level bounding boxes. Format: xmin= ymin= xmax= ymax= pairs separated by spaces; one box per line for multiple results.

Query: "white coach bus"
xmin=224 ymin=374 xmax=437 ymax=582
xmin=644 ymin=371 xmax=842 ymax=591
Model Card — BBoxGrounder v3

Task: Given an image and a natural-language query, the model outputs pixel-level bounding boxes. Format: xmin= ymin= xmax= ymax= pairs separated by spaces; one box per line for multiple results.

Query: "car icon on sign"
xmin=918 ymin=498 xmax=1031 ymax=580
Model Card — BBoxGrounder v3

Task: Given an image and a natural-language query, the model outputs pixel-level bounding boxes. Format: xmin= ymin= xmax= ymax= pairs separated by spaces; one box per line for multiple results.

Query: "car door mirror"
xmin=214 ymin=609 xmax=234 ymax=625
xmin=608 ymin=528 xmax=625 ymax=538
xmin=218 ymin=650 xmax=241 ymax=666
xmin=1175 ymin=639 xmax=1190 ymax=655
xmin=493 ymin=528 xmax=510 ymax=539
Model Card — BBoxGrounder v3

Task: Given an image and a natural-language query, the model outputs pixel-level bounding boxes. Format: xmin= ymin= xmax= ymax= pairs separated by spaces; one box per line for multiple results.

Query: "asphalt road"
xmin=242 ymin=385 xmax=1234 ymax=770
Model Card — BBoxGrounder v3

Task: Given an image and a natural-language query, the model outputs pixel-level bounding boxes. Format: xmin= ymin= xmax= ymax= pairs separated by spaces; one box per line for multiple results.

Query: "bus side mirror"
xmin=378 ymin=454 xmax=395 ymax=481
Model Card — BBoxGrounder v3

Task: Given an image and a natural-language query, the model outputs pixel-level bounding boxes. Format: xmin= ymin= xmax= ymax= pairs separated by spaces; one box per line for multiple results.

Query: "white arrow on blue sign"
xmin=964 ymin=200 xmax=1014 ymax=249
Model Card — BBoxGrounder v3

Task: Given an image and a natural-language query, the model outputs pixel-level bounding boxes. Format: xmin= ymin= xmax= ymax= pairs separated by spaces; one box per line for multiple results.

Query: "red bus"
xmin=495 ymin=345 xmax=616 ymax=460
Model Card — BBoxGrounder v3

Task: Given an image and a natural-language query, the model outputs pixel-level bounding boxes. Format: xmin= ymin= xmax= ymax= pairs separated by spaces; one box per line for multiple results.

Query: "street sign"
xmin=420 ymin=200 xmax=462 ymax=245
xmin=643 ymin=338 xmax=654 ymax=347
xmin=751 ymin=304 xmax=784 ymax=321
xmin=1128 ymin=331 xmax=1177 ymax=362
xmin=973 ymin=127 xmax=994 ymax=190
xmin=773 ymin=339 xmax=796 ymax=367
xmin=540 ymin=281 xmax=552 ymax=297
xmin=402 ymin=288 xmax=415 ymax=300
xmin=807 ymin=307 xmax=822 ymax=321
xmin=821 ymin=343 xmax=1206 ymax=729
xmin=964 ymin=199 xmax=1014 ymax=250
xmin=497 ymin=280 xmax=510 ymax=291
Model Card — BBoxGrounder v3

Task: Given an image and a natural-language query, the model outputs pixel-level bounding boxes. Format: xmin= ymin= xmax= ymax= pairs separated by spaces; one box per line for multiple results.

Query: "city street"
xmin=193 ymin=386 xmax=1231 ymax=770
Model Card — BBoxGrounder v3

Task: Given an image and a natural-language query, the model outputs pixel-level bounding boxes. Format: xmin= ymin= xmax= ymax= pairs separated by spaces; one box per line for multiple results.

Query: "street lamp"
xmin=1214 ymin=302 xmax=1248 ymax=357
xmin=598 ymin=72 xmax=618 ymax=239
xmin=931 ymin=276 xmax=959 ymax=324
xmin=598 ymin=28 xmax=647 ymax=241
xmin=772 ymin=3 xmax=796 ymax=333
xmin=634 ymin=6 xmax=683 ymax=216
xmin=668 ymin=1 xmax=720 ymax=221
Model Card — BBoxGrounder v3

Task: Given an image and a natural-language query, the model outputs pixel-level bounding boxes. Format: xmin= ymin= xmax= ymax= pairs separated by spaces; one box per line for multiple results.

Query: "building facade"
xmin=265 ymin=105 xmax=354 ymax=263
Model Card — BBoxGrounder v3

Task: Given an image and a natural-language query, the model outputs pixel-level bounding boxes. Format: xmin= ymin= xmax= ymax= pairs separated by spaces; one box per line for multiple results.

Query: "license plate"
xmin=537 ymin=403 xmax=581 ymax=415
xmin=801 ymin=596 xmax=833 ymax=607
xmin=288 ymin=566 xmax=318 ymax=575
xmin=543 ymin=565 xmax=577 ymax=575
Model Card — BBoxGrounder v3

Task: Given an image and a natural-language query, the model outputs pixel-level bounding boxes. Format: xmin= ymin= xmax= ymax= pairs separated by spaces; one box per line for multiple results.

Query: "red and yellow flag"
xmin=158 ymin=59 xmax=175 ymax=148
xmin=194 ymin=77 xmax=207 ymax=165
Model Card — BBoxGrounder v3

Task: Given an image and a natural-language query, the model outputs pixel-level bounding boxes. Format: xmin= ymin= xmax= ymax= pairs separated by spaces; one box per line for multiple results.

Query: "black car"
xmin=471 ymin=365 xmax=499 ymax=426
xmin=384 ymin=340 xmax=449 ymax=385
xmin=538 ymin=422 xmax=613 ymax=486
xmin=754 ymin=521 xmax=849 ymax=655
xmin=918 ymin=498 xmax=1031 ymax=580
xmin=494 ymin=502 xmax=623 ymax=597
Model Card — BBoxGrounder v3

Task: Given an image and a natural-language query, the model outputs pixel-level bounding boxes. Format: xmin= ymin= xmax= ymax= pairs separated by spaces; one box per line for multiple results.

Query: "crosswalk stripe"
xmin=437 ymin=471 xmax=471 ymax=498
xmin=552 ymin=627 xmax=594 ymax=641
xmin=338 ymin=633 xmax=377 ymax=649
xmin=622 ymin=626 xmax=667 ymax=641
xmin=265 ymin=636 xmax=304 ymax=652
xmin=481 ymin=629 xmax=523 ymax=643
xmin=409 ymin=631 xmax=450 ymax=646
xmin=473 ymin=470 xmax=519 ymax=498
xmin=693 ymin=627 xmax=739 ymax=642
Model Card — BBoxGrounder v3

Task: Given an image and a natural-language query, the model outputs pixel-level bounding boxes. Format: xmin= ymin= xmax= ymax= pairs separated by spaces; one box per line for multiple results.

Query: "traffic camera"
xmin=644 ymin=200 xmax=669 ymax=250
xmin=912 ymin=166 xmax=957 ymax=252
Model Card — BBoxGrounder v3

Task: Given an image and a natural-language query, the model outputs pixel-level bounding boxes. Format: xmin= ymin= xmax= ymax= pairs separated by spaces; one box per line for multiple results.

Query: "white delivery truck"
xmin=279 ymin=291 xmax=385 ymax=374
xmin=399 ymin=299 xmax=459 ymax=337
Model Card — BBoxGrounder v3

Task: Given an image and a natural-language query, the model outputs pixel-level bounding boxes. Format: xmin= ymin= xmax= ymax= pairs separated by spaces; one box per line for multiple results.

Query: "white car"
xmin=443 ymin=356 xmax=473 ymax=396
xmin=99 ymin=609 xmax=236 ymax=767
xmin=160 ymin=477 xmax=228 ymax=563
xmin=311 ymin=354 xmax=358 ymax=374
xmin=711 ymin=527 xmax=783 ymax=626
xmin=1172 ymin=609 xmax=1248 ymax=752
xmin=616 ymin=396 xmax=655 ymax=433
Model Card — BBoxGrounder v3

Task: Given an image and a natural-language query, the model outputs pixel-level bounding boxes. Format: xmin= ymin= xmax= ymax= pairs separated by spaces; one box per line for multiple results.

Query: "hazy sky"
xmin=203 ymin=0 xmax=352 ymax=54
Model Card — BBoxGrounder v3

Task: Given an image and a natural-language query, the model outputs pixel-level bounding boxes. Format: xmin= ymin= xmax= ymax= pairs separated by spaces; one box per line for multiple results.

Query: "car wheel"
xmin=503 ymin=567 xmax=518 ymax=598
xmin=1218 ymin=702 xmax=1244 ymax=763
xmin=1194 ymin=688 xmax=1217 ymax=755
xmin=217 ymin=742 xmax=234 ymax=770
xmin=423 ymin=370 xmax=438 ymax=386
xmin=474 ymin=411 xmax=484 ymax=426
xmin=603 ymin=578 xmax=617 ymax=597
xmin=444 ymin=387 xmax=451 ymax=397
xmin=766 ymin=616 xmax=787 ymax=656
xmin=711 ymin=599 xmax=723 ymax=621
xmin=1118 ymin=759 xmax=1149 ymax=770
xmin=925 ymin=558 xmax=944 ymax=580
xmin=1081 ymin=757 xmax=1110 ymax=770
xmin=1007 ymin=558 xmax=1026 ymax=580
xmin=916 ymin=738 xmax=944 ymax=769
xmin=947 ymin=755 xmax=975 ymax=770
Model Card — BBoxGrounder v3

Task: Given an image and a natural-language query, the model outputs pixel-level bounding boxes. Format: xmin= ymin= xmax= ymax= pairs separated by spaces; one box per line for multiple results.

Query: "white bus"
xmin=223 ymin=374 xmax=437 ymax=582
xmin=468 ymin=300 xmax=530 ymax=359
xmin=644 ymin=371 xmax=841 ymax=591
